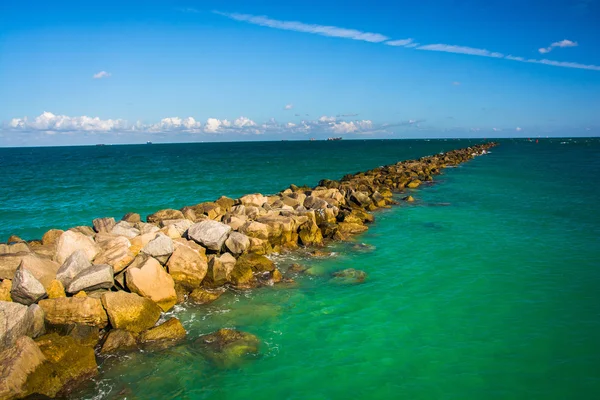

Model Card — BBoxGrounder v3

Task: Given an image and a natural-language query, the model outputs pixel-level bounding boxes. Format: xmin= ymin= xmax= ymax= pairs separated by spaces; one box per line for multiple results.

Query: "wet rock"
xmin=92 ymin=217 xmax=116 ymax=233
xmin=38 ymin=297 xmax=108 ymax=328
xmin=29 ymin=304 xmax=46 ymax=338
xmin=204 ymin=253 xmax=236 ymax=287
xmin=52 ymin=324 xmax=100 ymax=348
xmin=287 ymin=263 xmax=308 ymax=274
xmin=54 ymin=230 xmax=100 ymax=265
xmin=56 ymin=249 xmax=92 ymax=288
xmin=236 ymin=254 xmax=275 ymax=273
xmin=196 ymin=328 xmax=260 ymax=368
xmin=402 ymin=195 xmax=415 ymax=202
xmin=331 ymin=268 xmax=368 ymax=284
xmin=225 ymin=232 xmax=250 ymax=255
xmin=66 ymin=264 xmax=114 ymax=294
xmin=187 ymin=220 xmax=232 ymax=251
xmin=147 ymin=209 xmax=185 ymax=224
xmin=0 ymin=336 xmax=46 ymax=400
xmin=11 ymin=266 xmax=47 ymax=305
xmin=189 ymin=288 xmax=224 ymax=304
xmin=22 ymin=333 xmax=98 ymax=398
xmin=138 ymin=317 xmax=186 ymax=348
xmin=100 ymin=329 xmax=138 ymax=354
xmin=101 ymin=291 xmax=161 ymax=333
xmin=271 ymin=268 xmax=283 ymax=283
xmin=336 ymin=222 xmax=369 ymax=235
xmin=126 ymin=256 xmax=177 ymax=312
xmin=166 ymin=245 xmax=208 ymax=290
xmin=406 ymin=179 xmax=421 ymax=188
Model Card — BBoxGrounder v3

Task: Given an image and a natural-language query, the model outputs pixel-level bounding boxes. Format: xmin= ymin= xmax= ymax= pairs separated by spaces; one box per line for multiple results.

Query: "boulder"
xmin=28 ymin=304 xmax=46 ymax=338
xmin=247 ymin=237 xmax=272 ymax=255
xmin=238 ymin=193 xmax=268 ymax=207
xmin=38 ymin=297 xmax=108 ymax=328
xmin=138 ymin=317 xmax=186 ymax=347
xmin=160 ymin=219 xmax=193 ymax=236
xmin=56 ymin=249 xmax=92 ymax=288
xmin=336 ymin=222 xmax=369 ymax=235
xmin=166 ymin=245 xmax=208 ymax=290
xmin=100 ymin=329 xmax=138 ymax=354
xmin=46 ymin=280 xmax=66 ymax=298
xmin=17 ymin=255 xmax=60 ymax=289
xmin=53 ymin=324 xmax=100 ymax=347
xmin=0 ymin=280 xmax=12 ymax=302
xmin=93 ymin=236 xmax=134 ymax=273
xmin=225 ymin=232 xmax=250 ymax=255
xmin=0 ymin=302 xmax=35 ymax=351
xmin=141 ymin=233 xmax=174 ymax=261
xmin=304 ymin=196 xmax=329 ymax=210
xmin=101 ymin=291 xmax=161 ymax=333
xmin=236 ymin=254 xmax=275 ymax=273
xmin=126 ymin=257 xmax=177 ymax=312
xmin=41 ymin=229 xmax=64 ymax=247
xmin=0 ymin=242 xmax=29 ymax=255
xmin=222 ymin=214 xmax=248 ymax=231
xmin=0 ymin=336 xmax=46 ymax=400
xmin=229 ymin=260 xmax=255 ymax=288
xmin=122 ymin=212 xmax=141 ymax=223
xmin=92 ymin=217 xmax=116 ymax=233
xmin=147 ymin=209 xmax=184 ymax=224
xmin=189 ymin=288 xmax=224 ymax=304
xmin=22 ymin=333 xmax=98 ymax=398
xmin=239 ymin=221 xmax=269 ymax=241
xmin=331 ymin=268 xmax=368 ymax=284
xmin=204 ymin=253 xmax=236 ymax=287
xmin=215 ymin=196 xmax=236 ymax=212
xmin=110 ymin=221 xmax=140 ymax=239
xmin=68 ymin=226 xmax=96 ymax=237
xmin=196 ymin=328 xmax=260 ymax=368
xmin=54 ymin=230 xmax=100 ymax=265
xmin=187 ymin=220 xmax=232 ymax=251
xmin=11 ymin=267 xmax=47 ymax=305
xmin=66 ymin=264 xmax=114 ymax=294
xmin=406 ymin=179 xmax=421 ymax=188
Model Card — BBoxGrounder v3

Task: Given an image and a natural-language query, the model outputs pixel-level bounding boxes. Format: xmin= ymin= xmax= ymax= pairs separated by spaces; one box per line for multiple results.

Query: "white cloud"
xmin=214 ymin=12 xmax=389 ymax=43
xmin=93 ymin=71 xmax=111 ymax=79
xmin=149 ymin=117 xmax=202 ymax=132
xmin=417 ymin=44 xmax=504 ymax=58
xmin=538 ymin=39 xmax=578 ymax=54
xmin=284 ymin=104 xmax=293 ymax=110
xmin=330 ymin=120 xmax=373 ymax=134
xmin=318 ymin=115 xmax=337 ymax=123
xmin=505 ymin=55 xmax=525 ymax=61
xmin=385 ymin=38 xmax=413 ymax=47
xmin=233 ymin=116 xmax=256 ymax=128
xmin=516 ymin=127 xmax=523 ymax=132
xmin=9 ymin=111 xmax=126 ymax=132
xmin=528 ymin=58 xmax=600 ymax=71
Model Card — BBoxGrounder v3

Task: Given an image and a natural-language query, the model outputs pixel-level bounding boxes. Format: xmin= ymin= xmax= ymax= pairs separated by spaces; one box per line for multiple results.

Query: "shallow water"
xmin=1 ymin=139 xmax=599 ymax=399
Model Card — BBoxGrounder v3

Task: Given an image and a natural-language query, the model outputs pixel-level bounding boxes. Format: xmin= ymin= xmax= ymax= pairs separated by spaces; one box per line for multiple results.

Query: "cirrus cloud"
xmin=93 ymin=71 xmax=111 ymax=79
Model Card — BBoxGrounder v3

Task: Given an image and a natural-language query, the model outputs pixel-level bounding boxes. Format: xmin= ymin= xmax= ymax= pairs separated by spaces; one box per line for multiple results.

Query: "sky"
xmin=1 ymin=0 xmax=599 ymax=146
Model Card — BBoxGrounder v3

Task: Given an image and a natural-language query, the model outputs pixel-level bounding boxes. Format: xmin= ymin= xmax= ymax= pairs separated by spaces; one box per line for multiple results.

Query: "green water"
xmin=71 ymin=139 xmax=599 ymax=399
xmin=2 ymin=139 xmax=599 ymax=399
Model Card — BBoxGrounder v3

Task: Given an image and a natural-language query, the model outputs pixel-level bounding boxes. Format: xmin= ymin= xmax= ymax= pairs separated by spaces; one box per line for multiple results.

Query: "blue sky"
xmin=1 ymin=0 xmax=599 ymax=145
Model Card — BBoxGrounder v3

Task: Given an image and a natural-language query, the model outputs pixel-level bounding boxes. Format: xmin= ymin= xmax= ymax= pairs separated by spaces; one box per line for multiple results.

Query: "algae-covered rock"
xmin=23 ymin=333 xmax=98 ymax=398
xmin=0 ymin=279 xmax=11 ymax=301
xmin=138 ymin=317 xmax=186 ymax=348
xmin=406 ymin=179 xmax=421 ymax=188
xmin=331 ymin=268 xmax=368 ymax=284
xmin=204 ymin=253 xmax=236 ymax=287
xmin=42 ymin=229 xmax=64 ymax=247
xmin=100 ymin=329 xmax=138 ymax=354
xmin=147 ymin=209 xmax=185 ymax=224
xmin=101 ymin=291 xmax=161 ymax=334
xmin=236 ymin=253 xmax=275 ymax=273
xmin=38 ymin=297 xmax=108 ymax=328
xmin=196 ymin=328 xmax=260 ymax=368
xmin=189 ymin=288 xmax=224 ymax=305
xmin=126 ymin=256 xmax=177 ymax=312
xmin=47 ymin=279 xmax=66 ymax=299
xmin=0 ymin=336 xmax=46 ymax=400
xmin=402 ymin=195 xmax=415 ymax=202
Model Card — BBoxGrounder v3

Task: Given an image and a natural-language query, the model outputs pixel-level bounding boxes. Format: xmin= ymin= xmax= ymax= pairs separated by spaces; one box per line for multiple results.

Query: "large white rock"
xmin=56 ymin=249 xmax=92 ymax=288
xmin=54 ymin=230 xmax=100 ymax=265
xmin=10 ymin=267 xmax=47 ymax=306
xmin=66 ymin=264 xmax=114 ymax=294
xmin=110 ymin=221 xmax=141 ymax=239
xmin=187 ymin=220 xmax=232 ymax=251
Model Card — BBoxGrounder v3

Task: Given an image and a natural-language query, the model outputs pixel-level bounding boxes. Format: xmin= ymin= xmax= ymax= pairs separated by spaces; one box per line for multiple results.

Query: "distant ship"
xmin=146 ymin=141 xmax=153 ymax=145
xmin=327 ymin=137 xmax=342 ymax=141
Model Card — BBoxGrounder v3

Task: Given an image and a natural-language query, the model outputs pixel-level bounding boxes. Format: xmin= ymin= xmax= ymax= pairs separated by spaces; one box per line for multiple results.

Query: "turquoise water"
xmin=1 ymin=139 xmax=599 ymax=399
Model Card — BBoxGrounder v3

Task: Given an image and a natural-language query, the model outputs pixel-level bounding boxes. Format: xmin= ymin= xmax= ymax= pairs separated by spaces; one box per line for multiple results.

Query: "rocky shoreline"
xmin=0 ymin=143 xmax=496 ymax=399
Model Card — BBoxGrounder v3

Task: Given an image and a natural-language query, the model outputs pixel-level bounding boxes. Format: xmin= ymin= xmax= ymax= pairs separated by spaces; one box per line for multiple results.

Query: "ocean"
xmin=1 ymin=139 xmax=599 ymax=399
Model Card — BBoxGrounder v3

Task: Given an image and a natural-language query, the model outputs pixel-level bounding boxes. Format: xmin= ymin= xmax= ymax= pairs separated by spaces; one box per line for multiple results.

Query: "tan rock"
xmin=100 ymin=291 xmax=161 ymax=333
xmin=0 ymin=280 xmax=12 ymax=301
xmin=41 ymin=229 xmax=64 ymax=247
xmin=0 ymin=336 xmax=46 ymax=400
xmin=166 ymin=245 xmax=208 ymax=290
xmin=189 ymin=288 xmax=224 ymax=304
xmin=147 ymin=209 xmax=184 ymax=224
xmin=406 ymin=179 xmax=421 ymax=188
xmin=204 ymin=253 xmax=236 ymax=287
xmin=238 ymin=193 xmax=268 ymax=207
xmin=122 ymin=212 xmax=141 ymax=223
xmin=46 ymin=280 xmax=66 ymax=299
xmin=215 ymin=196 xmax=235 ymax=212
xmin=126 ymin=257 xmax=177 ymax=312
xmin=73 ymin=291 xmax=87 ymax=297
xmin=18 ymin=255 xmax=60 ymax=289
xmin=93 ymin=236 xmax=134 ymax=273
xmin=54 ymin=230 xmax=100 ymax=265
xmin=239 ymin=221 xmax=269 ymax=240
xmin=38 ymin=297 xmax=108 ymax=328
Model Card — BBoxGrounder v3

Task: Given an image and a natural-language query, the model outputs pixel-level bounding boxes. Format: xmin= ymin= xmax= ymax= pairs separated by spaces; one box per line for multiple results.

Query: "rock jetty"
xmin=0 ymin=143 xmax=496 ymax=399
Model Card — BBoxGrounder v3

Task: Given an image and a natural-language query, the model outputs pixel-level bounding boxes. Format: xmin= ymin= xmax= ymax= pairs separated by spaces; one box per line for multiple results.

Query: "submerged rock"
xmin=189 ymin=288 xmax=224 ymax=305
xmin=100 ymin=329 xmax=138 ymax=354
xmin=196 ymin=328 xmax=260 ymax=368
xmin=138 ymin=317 xmax=186 ymax=349
xmin=331 ymin=268 xmax=368 ymax=284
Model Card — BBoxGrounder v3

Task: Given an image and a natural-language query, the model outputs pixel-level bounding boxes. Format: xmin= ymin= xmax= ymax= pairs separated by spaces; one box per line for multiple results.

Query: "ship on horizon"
xmin=327 ymin=137 xmax=342 ymax=141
